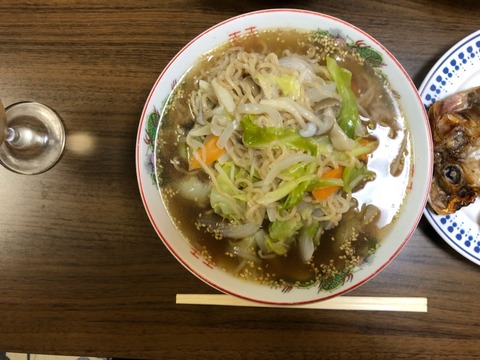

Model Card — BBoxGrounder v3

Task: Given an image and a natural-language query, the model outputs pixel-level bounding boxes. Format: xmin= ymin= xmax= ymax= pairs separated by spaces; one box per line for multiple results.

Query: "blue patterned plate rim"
xmin=419 ymin=29 xmax=480 ymax=266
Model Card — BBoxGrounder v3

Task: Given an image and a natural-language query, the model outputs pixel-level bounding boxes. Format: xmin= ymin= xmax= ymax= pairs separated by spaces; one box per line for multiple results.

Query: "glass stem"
xmin=5 ymin=128 xmax=15 ymax=142
xmin=6 ymin=126 xmax=48 ymax=150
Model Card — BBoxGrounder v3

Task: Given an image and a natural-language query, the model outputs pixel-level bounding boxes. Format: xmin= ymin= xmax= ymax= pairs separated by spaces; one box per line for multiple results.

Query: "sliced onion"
xmin=219 ymin=222 xmax=260 ymax=239
xmin=290 ymin=99 xmax=332 ymax=133
xmin=254 ymin=230 xmax=277 ymax=259
xmin=227 ymin=236 xmax=260 ymax=264
xmin=306 ymin=81 xmax=341 ymax=103
xmin=198 ymin=80 xmax=211 ymax=92
xmin=298 ymin=234 xmax=315 ymax=263
xmin=185 ymin=136 xmax=204 ymax=153
xmin=279 ymin=56 xmax=316 ymax=81
xmin=261 ymin=97 xmax=332 ymax=133
xmin=237 ymin=103 xmax=282 ymax=127
xmin=260 ymin=98 xmax=306 ymax=127
xmin=266 ymin=206 xmax=277 ymax=222
xmin=212 ymin=78 xmax=236 ymax=113
xmin=175 ymin=176 xmax=212 ymax=207
xmin=210 ymin=114 xmax=230 ymax=136
xmin=264 ymin=153 xmax=315 ymax=184
xmin=217 ymin=119 xmax=238 ymax=149
xmin=330 ymin=121 xmax=355 ymax=151
xmin=187 ymin=124 xmax=212 ymax=137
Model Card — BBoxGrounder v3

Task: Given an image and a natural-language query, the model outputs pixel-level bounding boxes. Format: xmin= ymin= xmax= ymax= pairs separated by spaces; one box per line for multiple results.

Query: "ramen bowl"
xmin=136 ymin=9 xmax=433 ymax=305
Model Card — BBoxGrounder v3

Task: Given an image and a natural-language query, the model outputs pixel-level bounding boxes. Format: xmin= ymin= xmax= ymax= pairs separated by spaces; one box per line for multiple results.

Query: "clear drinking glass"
xmin=0 ymin=100 xmax=65 ymax=175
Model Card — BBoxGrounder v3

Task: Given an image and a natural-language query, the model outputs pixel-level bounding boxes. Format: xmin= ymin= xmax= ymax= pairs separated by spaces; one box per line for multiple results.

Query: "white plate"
xmin=136 ymin=9 xmax=432 ymax=304
xmin=420 ymin=30 xmax=480 ymax=266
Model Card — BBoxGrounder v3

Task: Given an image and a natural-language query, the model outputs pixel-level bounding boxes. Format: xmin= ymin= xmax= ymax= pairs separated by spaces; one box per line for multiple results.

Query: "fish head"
xmin=428 ymin=87 xmax=480 ymax=215
xmin=429 ymin=159 xmax=478 ymax=215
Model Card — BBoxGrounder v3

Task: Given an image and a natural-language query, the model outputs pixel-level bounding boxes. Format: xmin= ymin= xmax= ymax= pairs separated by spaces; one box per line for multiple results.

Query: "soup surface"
xmin=155 ymin=29 xmax=412 ymax=291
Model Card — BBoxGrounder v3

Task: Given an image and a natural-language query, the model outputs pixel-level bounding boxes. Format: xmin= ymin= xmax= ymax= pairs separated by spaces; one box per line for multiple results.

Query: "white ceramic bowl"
xmin=136 ymin=9 xmax=433 ymax=305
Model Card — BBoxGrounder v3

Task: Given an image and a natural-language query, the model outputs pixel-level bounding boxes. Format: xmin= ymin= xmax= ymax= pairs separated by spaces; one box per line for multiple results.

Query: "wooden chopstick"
xmin=176 ymin=294 xmax=428 ymax=312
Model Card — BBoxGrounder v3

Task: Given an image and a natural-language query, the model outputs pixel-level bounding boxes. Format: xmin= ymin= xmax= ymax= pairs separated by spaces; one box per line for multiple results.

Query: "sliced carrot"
xmin=312 ymin=186 xmax=340 ymax=202
xmin=312 ymin=166 xmax=344 ymax=202
xmin=356 ymin=137 xmax=378 ymax=163
xmin=321 ymin=166 xmax=344 ymax=179
xmin=357 ymin=137 xmax=369 ymax=146
xmin=189 ymin=135 xmax=226 ymax=171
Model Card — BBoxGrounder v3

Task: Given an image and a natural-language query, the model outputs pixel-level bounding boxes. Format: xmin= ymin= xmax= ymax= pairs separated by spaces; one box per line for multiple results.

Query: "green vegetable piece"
xmin=210 ymin=162 xmax=253 ymax=221
xmin=265 ymin=235 xmax=289 ymax=256
xmin=215 ymin=163 xmax=242 ymax=196
xmin=269 ymin=219 xmax=303 ymax=241
xmin=298 ymin=221 xmax=322 ymax=247
xmin=275 ymin=74 xmax=301 ymax=99
xmin=280 ymin=162 xmax=318 ymax=210
xmin=306 ymin=177 xmax=343 ymax=192
xmin=351 ymin=138 xmax=378 ymax=158
xmin=326 ymin=56 xmax=360 ymax=139
xmin=281 ymin=180 xmax=310 ymax=211
xmin=257 ymin=174 xmax=316 ymax=206
xmin=255 ymin=74 xmax=301 ymax=99
xmin=210 ymin=187 xmax=246 ymax=222
xmin=342 ymin=165 xmax=376 ymax=193
xmin=240 ymin=115 xmax=318 ymax=156
xmin=280 ymin=163 xmax=308 ymax=179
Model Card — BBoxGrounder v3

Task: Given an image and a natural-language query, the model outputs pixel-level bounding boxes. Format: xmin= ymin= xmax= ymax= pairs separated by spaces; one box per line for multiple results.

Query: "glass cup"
xmin=0 ymin=100 xmax=65 ymax=175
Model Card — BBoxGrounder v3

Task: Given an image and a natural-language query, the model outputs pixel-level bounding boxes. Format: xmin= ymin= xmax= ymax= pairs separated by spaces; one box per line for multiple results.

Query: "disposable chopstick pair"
xmin=176 ymin=294 xmax=428 ymax=312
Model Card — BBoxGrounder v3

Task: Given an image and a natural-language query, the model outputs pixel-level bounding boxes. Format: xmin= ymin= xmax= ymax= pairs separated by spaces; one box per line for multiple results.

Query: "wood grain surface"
xmin=0 ymin=1 xmax=479 ymax=359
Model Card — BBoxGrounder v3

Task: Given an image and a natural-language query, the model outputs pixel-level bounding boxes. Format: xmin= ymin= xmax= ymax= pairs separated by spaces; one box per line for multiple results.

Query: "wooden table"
xmin=1 ymin=1 xmax=479 ymax=359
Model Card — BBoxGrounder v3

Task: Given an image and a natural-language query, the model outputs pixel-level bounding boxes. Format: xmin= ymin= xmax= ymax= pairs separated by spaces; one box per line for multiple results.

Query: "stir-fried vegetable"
xmin=312 ymin=167 xmax=344 ymax=202
xmin=210 ymin=162 xmax=249 ymax=222
xmin=298 ymin=222 xmax=322 ymax=263
xmin=187 ymin=113 xmax=377 ymax=262
xmin=181 ymin=50 xmax=380 ymax=265
xmin=326 ymin=56 xmax=360 ymax=139
xmin=189 ymin=135 xmax=226 ymax=170
xmin=255 ymin=73 xmax=302 ymax=99
xmin=281 ymin=179 xmax=310 ymax=211
xmin=342 ymin=165 xmax=376 ymax=193
xmin=241 ymin=115 xmax=318 ymax=156
xmin=258 ymin=174 xmax=317 ymax=206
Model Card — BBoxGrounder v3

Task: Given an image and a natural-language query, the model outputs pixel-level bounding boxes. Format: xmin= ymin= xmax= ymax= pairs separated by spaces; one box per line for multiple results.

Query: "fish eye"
xmin=444 ymin=165 xmax=461 ymax=184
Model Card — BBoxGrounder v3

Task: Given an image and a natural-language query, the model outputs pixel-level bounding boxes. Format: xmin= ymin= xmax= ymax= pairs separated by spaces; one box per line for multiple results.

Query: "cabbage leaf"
xmin=342 ymin=165 xmax=376 ymax=193
xmin=240 ymin=115 xmax=318 ymax=156
xmin=326 ymin=56 xmax=359 ymax=139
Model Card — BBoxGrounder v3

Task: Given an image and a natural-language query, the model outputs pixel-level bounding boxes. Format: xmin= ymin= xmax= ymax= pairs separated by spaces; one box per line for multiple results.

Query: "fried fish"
xmin=428 ymin=86 xmax=480 ymax=215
